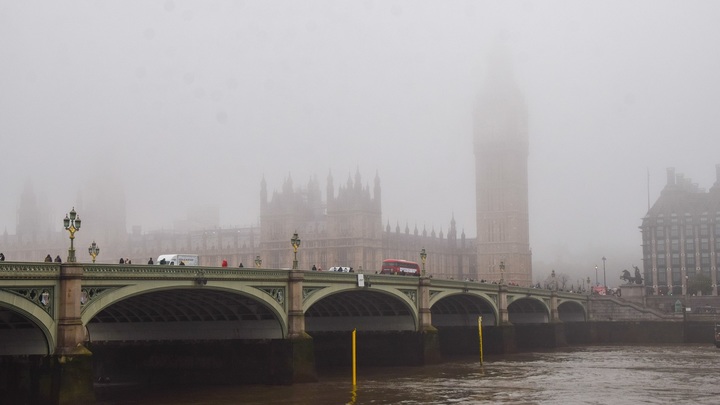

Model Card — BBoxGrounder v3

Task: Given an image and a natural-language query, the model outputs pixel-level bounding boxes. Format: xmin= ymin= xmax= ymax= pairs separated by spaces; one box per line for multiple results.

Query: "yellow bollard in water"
xmin=352 ymin=328 xmax=357 ymax=386
xmin=478 ymin=316 xmax=484 ymax=365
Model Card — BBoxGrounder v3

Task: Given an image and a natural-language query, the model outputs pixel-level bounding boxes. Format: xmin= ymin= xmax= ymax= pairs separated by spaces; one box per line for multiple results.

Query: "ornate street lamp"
xmin=88 ymin=241 xmax=100 ymax=263
xmin=595 ymin=265 xmax=598 ymax=286
xmin=587 ymin=277 xmax=591 ymax=294
xmin=291 ymin=232 xmax=301 ymax=270
xmin=420 ymin=248 xmax=427 ymax=276
xmin=551 ymin=269 xmax=556 ymax=291
xmin=254 ymin=255 xmax=262 ymax=268
xmin=63 ymin=207 xmax=81 ymax=263
xmin=602 ymin=256 xmax=607 ymax=290
xmin=499 ymin=261 xmax=506 ymax=285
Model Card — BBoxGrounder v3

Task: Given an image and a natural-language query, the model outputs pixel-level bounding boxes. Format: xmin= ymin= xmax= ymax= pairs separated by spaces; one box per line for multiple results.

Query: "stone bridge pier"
xmin=43 ymin=264 xmax=95 ymax=405
xmin=285 ymin=270 xmax=316 ymax=383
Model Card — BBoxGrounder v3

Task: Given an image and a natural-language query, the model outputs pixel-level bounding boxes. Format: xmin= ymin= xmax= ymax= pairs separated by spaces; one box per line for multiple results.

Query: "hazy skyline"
xmin=2 ymin=1 xmax=720 ymax=284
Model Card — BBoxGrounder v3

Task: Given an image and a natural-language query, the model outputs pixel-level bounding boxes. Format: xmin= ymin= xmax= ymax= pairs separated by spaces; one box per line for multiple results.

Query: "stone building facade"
xmin=258 ymin=170 xmax=476 ymax=278
xmin=640 ymin=166 xmax=720 ymax=296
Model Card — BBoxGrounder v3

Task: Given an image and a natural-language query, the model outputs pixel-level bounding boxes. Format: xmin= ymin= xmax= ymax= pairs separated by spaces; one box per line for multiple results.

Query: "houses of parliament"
xmin=1 ymin=61 xmax=534 ymax=286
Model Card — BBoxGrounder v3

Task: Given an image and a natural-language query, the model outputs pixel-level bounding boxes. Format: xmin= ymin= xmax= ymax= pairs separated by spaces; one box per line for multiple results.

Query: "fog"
xmin=2 ymin=1 xmax=720 ymax=284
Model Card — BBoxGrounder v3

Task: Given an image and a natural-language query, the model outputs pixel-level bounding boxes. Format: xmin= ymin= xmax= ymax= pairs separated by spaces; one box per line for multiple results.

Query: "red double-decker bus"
xmin=380 ymin=259 xmax=421 ymax=276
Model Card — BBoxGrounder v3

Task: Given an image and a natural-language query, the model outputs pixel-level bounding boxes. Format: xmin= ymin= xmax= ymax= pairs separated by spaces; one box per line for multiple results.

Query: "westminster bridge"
xmin=0 ymin=261 xmax=689 ymax=404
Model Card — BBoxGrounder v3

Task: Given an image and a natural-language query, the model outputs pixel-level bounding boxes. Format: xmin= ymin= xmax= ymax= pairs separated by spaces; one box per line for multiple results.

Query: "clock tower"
xmin=474 ymin=51 xmax=532 ymax=286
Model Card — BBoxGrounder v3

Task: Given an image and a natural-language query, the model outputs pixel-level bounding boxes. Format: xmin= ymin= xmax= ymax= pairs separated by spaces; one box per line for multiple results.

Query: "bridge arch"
xmin=81 ymin=282 xmax=287 ymax=340
xmin=303 ymin=285 xmax=418 ymax=332
xmin=0 ymin=290 xmax=54 ymax=355
xmin=558 ymin=300 xmax=587 ymax=322
xmin=430 ymin=292 xmax=499 ymax=327
xmin=508 ymin=297 xmax=550 ymax=324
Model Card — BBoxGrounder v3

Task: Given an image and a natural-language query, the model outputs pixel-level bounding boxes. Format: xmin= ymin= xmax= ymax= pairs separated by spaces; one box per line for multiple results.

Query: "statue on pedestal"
xmin=620 ymin=266 xmax=644 ymax=285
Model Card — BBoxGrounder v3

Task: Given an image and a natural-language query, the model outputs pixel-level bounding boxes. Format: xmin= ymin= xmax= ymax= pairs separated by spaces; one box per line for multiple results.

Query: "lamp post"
xmin=595 ymin=265 xmax=598 ymax=286
xmin=587 ymin=277 xmax=591 ymax=294
xmin=254 ymin=255 xmax=262 ymax=268
xmin=291 ymin=232 xmax=301 ymax=270
xmin=602 ymin=256 xmax=607 ymax=290
xmin=551 ymin=269 xmax=557 ymax=291
xmin=63 ymin=207 xmax=81 ymax=263
xmin=499 ymin=261 xmax=505 ymax=285
xmin=420 ymin=248 xmax=427 ymax=276
xmin=88 ymin=241 xmax=100 ymax=263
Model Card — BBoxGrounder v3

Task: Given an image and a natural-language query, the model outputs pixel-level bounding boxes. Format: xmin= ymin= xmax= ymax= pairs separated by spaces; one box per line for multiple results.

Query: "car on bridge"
xmin=328 ymin=266 xmax=353 ymax=272
xmin=156 ymin=254 xmax=199 ymax=266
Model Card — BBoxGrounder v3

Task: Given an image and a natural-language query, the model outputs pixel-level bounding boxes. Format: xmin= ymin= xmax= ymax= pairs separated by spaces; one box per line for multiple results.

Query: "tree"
xmin=558 ymin=273 xmax=570 ymax=290
xmin=543 ymin=271 xmax=570 ymax=291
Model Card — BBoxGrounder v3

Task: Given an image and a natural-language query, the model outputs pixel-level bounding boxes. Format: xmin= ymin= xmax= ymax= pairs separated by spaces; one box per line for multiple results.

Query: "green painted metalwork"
xmin=259 ymin=287 xmax=286 ymax=305
xmin=79 ymin=287 xmax=116 ymax=308
xmin=4 ymin=287 xmax=54 ymax=315
xmin=302 ymin=287 xmax=323 ymax=301
xmin=400 ymin=289 xmax=417 ymax=305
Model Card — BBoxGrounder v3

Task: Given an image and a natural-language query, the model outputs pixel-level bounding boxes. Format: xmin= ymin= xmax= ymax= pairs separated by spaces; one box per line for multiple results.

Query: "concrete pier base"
xmin=419 ymin=328 xmax=442 ymax=364
xmin=52 ymin=351 xmax=96 ymax=405
xmin=285 ymin=333 xmax=317 ymax=383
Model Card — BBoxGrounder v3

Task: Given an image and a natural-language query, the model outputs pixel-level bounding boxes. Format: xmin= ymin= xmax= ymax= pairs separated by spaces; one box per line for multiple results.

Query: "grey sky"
xmin=2 ymin=1 xmax=720 ymax=284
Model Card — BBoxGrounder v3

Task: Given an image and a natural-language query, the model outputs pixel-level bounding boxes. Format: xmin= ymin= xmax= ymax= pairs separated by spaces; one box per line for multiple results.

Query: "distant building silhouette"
xmin=10 ymin=181 xmax=63 ymax=261
xmin=640 ymin=165 xmax=720 ymax=296
xmin=473 ymin=49 xmax=532 ymax=286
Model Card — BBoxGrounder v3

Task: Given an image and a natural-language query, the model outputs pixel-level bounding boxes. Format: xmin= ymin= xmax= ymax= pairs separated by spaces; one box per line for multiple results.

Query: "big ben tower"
xmin=474 ymin=50 xmax=532 ymax=286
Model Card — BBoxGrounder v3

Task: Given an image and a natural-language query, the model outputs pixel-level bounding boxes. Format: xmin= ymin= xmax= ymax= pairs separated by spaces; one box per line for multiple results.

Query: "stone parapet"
xmin=590 ymin=296 xmax=681 ymax=321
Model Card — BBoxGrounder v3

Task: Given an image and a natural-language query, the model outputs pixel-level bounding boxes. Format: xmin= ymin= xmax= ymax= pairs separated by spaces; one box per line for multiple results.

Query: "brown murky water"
xmin=97 ymin=344 xmax=720 ymax=404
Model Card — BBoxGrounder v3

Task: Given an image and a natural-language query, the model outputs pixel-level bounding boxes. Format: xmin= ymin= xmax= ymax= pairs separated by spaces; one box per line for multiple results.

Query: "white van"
xmin=328 ymin=266 xmax=353 ymax=272
xmin=156 ymin=254 xmax=199 ymax=266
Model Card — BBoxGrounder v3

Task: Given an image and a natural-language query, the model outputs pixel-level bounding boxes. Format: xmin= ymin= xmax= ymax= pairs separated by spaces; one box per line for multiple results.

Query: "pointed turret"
xmin=374 ymin=171 xmax=381 ymax=208
xmin=355 ymin=167 xmax=362 ymax=192
xmin=284 ymin=173 xmax=294 ymax=194
xmin=327 ymin=170 xmax=335 ymax=207
xmin=448 ymin=213 xmax=457 ymax=241
xmin=260 ymin=176 xmax=268 ymax=209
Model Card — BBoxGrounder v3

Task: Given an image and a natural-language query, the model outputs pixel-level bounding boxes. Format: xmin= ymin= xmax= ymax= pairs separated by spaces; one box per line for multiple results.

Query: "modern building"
xmin=640 ymin=166 xmax=720 ymax=296
xmin=473 ymin=51 xmax=533 ymax=286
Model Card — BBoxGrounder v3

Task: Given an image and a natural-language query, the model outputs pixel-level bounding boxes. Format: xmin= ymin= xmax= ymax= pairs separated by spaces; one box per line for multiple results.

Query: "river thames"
xmin=97 ymin=344 xmax=720 ymax=404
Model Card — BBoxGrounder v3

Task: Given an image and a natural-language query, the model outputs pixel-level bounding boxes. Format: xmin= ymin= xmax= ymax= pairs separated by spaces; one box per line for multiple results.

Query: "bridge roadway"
xmin=0 ymin=261 xmax=588 ymax=356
